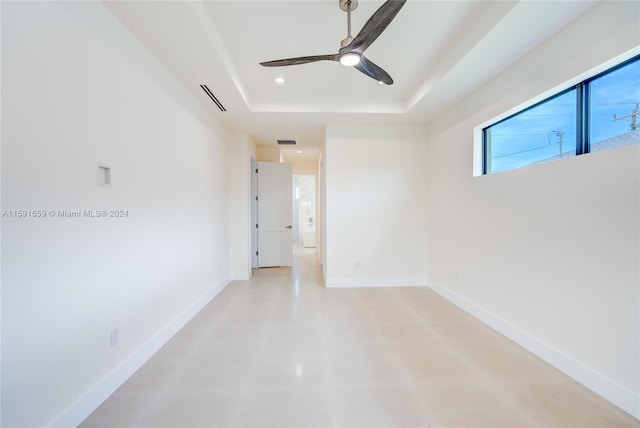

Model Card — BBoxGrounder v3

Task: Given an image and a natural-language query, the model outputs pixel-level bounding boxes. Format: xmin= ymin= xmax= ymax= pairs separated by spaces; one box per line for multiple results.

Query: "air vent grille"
xmin=200 ymin=84 xmax=226 ymax=112
xmin=277 ymin=139 xmax=297 ymax=145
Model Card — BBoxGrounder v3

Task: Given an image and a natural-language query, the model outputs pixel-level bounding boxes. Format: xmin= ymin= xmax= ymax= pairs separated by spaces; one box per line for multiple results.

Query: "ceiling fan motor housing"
xmin=340 ymin=36 xmax=353 ymax=49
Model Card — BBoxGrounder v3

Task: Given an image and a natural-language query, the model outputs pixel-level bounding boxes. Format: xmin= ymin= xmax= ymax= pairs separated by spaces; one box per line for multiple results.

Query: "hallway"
xmin=82 ymin=248 xmax=638 ymax=427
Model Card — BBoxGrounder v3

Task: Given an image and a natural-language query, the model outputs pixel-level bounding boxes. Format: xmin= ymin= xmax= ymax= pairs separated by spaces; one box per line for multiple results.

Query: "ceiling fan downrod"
xmin=339 ymin=0 xmax=358 ymax=48
xmin=339 ymin=0 xmax=360 ymax=66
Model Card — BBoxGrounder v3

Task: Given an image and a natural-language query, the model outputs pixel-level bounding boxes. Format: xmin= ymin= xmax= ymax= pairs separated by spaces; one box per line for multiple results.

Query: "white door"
xmin=257 ymin=161 xmax=292 ymax=267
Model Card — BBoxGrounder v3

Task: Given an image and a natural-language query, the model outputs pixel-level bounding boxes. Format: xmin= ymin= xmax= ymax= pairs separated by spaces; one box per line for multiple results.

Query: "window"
xmin=484 ymin=89 xmax=577 ymax=174
xmin=589 ymin=58 xmax=640 ymax=152
xmin=482 ymin=54 xmax=640 ymax=174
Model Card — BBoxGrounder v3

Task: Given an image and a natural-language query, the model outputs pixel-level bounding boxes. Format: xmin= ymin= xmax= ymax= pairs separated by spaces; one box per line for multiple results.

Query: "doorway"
xmin=293 ymin=175 xmax=316 ymax=249
xmin=251 ymin=165 xmax=317 ymax=269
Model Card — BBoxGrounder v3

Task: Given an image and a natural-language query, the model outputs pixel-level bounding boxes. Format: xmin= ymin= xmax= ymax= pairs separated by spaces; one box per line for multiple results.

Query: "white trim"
xmin=48 ymin=277 xmax=231 ymax=428
xmin=427 ymin=280 xmax=640 ymax=420
xmin=326 ymin=277 xmax=428 ymax=288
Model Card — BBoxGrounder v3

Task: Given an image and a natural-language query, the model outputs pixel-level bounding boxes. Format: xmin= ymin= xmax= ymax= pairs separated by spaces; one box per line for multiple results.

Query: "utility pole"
xmin=550 ymin=130 xmax=564 ymax=156
xmin=613 ymin=103 xmax=639 ymax=131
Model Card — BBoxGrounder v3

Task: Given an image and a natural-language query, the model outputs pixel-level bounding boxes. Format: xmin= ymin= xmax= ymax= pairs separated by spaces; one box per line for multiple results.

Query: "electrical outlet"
xmin=454 ymin=272 xmax=460 ymax=283
xmin=354 ymin=260 xmax=360 ymax=269
xmin=110 ymin=328 xmax=120 ymax=348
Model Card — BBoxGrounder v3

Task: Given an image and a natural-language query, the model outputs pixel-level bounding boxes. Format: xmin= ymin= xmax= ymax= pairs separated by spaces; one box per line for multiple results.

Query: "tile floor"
xmin=81 ymin=247 xmax=639 ymax=427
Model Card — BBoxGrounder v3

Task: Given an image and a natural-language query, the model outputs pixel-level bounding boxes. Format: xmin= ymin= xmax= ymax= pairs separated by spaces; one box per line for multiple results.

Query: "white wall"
xmin=255 ymin=145 xmax=280 ymax=162
xmin=424 ymin=1 xmax=639 ymax=418
xmin=227 ymin=133 xmax=253 ymax=280
xmin=324 ymin=125 xmax=428 ymax=287
xmin=291 ymin=160 xmax=318 ymax=176
xmin=1 ymin=2 xmax=232 ymax=426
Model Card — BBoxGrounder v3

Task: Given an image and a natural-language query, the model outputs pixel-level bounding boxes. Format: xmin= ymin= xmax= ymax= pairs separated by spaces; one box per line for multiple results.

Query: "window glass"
xmin=485 ymin=89 xmax=577 ymax=174
xmin=589 ymin=59 xmax=640 ymax=152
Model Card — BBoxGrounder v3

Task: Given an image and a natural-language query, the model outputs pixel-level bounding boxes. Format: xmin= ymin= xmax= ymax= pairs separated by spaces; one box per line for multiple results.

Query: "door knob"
xmin=286 ymin=225 xmax=292 ymax=229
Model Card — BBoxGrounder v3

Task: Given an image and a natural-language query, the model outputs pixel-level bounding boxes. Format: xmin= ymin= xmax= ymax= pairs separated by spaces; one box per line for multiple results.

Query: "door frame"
xmin=251 ymin=157 xmax=258 ymax=268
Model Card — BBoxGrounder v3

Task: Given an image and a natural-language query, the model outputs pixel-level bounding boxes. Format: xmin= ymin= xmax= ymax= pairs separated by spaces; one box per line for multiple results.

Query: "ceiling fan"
xmin=260 ymin=0 xmax=407 ymax=85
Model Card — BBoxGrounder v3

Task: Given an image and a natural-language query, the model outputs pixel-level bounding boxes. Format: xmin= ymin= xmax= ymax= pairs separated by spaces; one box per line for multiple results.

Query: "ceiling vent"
xmin=277 ymin=139 xmax=297 ymax=145
xmin=200 ymin=84 xmax=226 ymax=112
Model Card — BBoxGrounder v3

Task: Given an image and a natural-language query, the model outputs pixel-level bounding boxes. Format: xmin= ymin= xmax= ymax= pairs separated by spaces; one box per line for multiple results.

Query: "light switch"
xmin=97 ymin=164 xmax=111 ymax=187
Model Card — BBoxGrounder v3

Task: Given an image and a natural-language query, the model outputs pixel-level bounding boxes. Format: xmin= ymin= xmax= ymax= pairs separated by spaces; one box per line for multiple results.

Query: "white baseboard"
xmin=49 ymin=276 xmax=231 ymax=428
xmin=326 ymin=277 xmax=428 ymax=288
xmin=427 ymin=280 xmax=640 ymax=420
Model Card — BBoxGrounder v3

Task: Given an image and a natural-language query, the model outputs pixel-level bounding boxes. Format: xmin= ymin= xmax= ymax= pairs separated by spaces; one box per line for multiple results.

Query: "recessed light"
xmin=274 ymin=76 xmax=285 ymax=85
xmin=296 ymin=150 xmax=303 ymax=154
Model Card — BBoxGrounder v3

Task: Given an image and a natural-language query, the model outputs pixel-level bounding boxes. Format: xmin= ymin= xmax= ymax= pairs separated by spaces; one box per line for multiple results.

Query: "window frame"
xmin=481 ymin=53 xmax=640 ymax=175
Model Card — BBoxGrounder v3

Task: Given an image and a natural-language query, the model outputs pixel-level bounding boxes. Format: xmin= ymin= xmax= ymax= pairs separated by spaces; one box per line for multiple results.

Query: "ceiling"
xmin=103 ymin=0 xmax=598 ymax=162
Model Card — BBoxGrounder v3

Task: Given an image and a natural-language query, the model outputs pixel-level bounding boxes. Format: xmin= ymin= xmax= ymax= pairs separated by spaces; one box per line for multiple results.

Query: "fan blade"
xmin=260 ymin=54 xmax=339 ymax=67
xmin=354 ymin=55 xmax=393 ymax=85
xmin=343 ymin=0 xmax=407 ymax=54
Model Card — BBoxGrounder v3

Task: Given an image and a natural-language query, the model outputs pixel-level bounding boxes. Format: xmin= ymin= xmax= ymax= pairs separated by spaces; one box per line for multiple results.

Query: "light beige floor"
xmin=82 ymin=246 xmax=639 ymax=427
